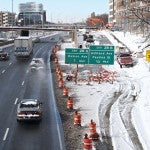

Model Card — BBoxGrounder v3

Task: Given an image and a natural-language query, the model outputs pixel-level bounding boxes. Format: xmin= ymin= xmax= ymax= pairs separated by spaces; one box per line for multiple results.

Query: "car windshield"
xmin=120 ymin=53 xmax=131 ymax=57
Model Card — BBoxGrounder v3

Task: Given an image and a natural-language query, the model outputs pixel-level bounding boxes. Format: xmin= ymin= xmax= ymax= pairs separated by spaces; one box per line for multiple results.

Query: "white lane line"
xmin=2 ymin=70 xmax=6 ymax=74
xmin=14 ymin=98 xmax=19 ymax=105
xmin=3 ymin=128 xmax=9 ymax=141
xmin=22 ymin=81 xmax=25 ymax=86
xmin=9 ymin=62 xmax=12 ymax=66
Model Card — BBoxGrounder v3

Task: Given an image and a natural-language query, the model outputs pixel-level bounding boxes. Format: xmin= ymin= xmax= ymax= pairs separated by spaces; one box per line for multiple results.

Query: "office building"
xmin=17 ymin=2 xmax=46 ymax=26
xmin=109 ymin=0 xmax=150 ymax=35
xmin=0 ymin=11 xmax=15 ymax=27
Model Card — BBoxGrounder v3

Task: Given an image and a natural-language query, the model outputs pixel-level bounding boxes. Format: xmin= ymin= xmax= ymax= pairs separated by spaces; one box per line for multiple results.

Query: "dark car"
xmin=17 ymin=99 xmax=42 ymax=122
xmin=0 ymin=50 xmax=9 ymax=61
xmin=117 ymin=52 xmax=134 ymax=68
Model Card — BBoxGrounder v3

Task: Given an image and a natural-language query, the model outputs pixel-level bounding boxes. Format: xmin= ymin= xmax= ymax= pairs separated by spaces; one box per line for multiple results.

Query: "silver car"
xmin=17 ymin=99 xmax=42 ymax=122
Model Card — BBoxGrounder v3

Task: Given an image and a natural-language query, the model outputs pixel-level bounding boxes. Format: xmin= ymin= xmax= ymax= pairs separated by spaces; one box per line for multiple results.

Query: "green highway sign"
xmin=89 ymin=45 xmax=114 ymax=64
xmin=65 ymin=48 xmax=89 ymax=64
xmin=65 ymin=45 xmax=114 ymax=65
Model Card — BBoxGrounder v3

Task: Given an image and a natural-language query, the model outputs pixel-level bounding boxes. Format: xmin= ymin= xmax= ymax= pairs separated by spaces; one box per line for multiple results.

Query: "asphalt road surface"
xmin=0 ymin=37 xmax=66 ymax=150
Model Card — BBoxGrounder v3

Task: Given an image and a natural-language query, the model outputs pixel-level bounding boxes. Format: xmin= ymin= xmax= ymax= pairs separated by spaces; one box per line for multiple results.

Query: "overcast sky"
xmin=0 ymin=0 xmax=109 ymax=23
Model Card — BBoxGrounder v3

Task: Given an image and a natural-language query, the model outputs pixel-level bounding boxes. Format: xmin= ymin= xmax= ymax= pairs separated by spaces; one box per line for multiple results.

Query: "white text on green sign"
xmin=65 ymin=48 xmax=89 ymax=64
xmin=89 ymin=45 xmax=114 ymax=64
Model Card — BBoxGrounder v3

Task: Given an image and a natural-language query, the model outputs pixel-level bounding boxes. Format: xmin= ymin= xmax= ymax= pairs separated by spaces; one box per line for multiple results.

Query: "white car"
xmin=29 ymin=58 xmax=44 ymax=71
xmin=17 ymin=99 xmax=42 ymax=122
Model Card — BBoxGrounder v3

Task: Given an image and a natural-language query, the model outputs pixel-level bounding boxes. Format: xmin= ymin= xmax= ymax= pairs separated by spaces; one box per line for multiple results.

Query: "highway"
xmin=0 ymin=36 xmax=66 ymax=150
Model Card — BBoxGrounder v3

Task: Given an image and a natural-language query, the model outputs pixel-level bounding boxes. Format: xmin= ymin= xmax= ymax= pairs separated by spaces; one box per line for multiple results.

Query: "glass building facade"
xmin=17 ymin=2 xmax=46 ymax=26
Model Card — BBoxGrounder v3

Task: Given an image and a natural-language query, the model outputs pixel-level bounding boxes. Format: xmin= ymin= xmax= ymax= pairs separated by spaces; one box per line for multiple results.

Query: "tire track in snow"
xmin=118 ymin=81 xmax=143 ymax=150
xmin=98 ymin=83 xmax=124 ymax=149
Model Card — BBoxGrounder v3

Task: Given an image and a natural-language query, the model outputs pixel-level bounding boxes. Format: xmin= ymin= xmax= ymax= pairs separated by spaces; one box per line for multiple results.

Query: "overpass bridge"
xmin=0 ymin=25 xmax=97 ymax=32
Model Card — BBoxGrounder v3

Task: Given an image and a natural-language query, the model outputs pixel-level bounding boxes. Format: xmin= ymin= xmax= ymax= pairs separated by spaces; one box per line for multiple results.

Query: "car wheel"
xmin=120 ymin=64 xmax=122 ymax=68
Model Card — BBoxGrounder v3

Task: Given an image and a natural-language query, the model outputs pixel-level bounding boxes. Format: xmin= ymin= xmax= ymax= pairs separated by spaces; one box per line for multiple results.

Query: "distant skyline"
xmin=0 ymin=0 xmax=109 ymax=23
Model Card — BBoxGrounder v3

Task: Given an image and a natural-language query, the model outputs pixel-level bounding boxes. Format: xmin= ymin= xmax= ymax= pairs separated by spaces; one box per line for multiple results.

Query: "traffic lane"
xmin=0 ymin=60 xmax=30 ymax=147
xmin=3 ymin=65 xmax=65 ymax=150
xmin=33 ymin=42 xmax=54 ymax=60
xmin=0 ymin=41 xmax=52 ymax=119
xmin=0 ymin=45 xmax=19 ymax=73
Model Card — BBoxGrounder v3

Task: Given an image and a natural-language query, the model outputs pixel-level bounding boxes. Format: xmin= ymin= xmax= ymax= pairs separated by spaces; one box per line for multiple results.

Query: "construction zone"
xmin=50 ymin=43 xmax=116 ymax=150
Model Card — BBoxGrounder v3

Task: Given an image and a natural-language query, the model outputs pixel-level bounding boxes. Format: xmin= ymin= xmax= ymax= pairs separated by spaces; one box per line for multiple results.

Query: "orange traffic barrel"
xmin=58 ymin=73 xmax=63 ymax=81
xmin=89 ymin=119 xmax=99 ymax=140
xmin=55 ymin=45 xmax=60 ymax=51
xmin=58 ymin=79 xmax=64 ymax=88
xmin=54 ymin=56 xmax=58 ymax=63
xmin=74 ymin=111 xmax=81 ymax=126
xmin=83 ymin=134 xmax=92 ymax=150
xmin=67 ymin=96 xmax=73 ymax=109
xmin=56 ymin=65 xmax=60 ymax=73
xmin=63 ymin=86 xmax=68 ymax=96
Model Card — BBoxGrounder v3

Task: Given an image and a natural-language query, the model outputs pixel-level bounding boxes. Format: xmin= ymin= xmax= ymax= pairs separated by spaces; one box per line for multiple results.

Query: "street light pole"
xmin=12 ymin=0 xmax=14 ymax=38
xmin=12 ymin=0 xmax=13 ymax=14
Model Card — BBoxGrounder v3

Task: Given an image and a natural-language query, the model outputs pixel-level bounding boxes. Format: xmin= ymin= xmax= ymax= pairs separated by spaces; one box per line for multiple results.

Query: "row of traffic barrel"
xmin=51 ymin=45 xmax=100 ymax=150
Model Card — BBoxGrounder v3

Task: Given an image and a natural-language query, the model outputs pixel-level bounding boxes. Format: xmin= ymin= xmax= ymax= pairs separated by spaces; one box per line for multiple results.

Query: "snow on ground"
xmin=56 ymin=30 xmax=150 ymax=150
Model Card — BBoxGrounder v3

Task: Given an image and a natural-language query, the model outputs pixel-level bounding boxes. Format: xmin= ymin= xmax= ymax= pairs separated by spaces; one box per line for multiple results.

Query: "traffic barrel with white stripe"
xmin=63 ymin=86 xmax=69 ymax=96
xmin=67 ymin=96 xmax=73 ymax=109
xmin=74 ymin=111 xmax=81 ymax=126
xmin=83 ymin=134 xmax=92 ymax=150
xmin=89 ymin=119 xmax=99 ymax=140
xmin=58 ymin=79 xmax=64 ymax=88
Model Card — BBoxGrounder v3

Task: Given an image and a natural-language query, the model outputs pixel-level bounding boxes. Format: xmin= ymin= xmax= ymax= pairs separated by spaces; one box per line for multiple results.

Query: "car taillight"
xmin=18 ymin=111 xmax=25 ymax=115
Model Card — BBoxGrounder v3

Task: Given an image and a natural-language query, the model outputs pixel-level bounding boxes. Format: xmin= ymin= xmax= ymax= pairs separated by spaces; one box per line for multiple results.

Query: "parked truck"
xmin=117 ymin=52 xmax=134 ymax=68
xmin=14 ymin=36 xmax=33 ymax=59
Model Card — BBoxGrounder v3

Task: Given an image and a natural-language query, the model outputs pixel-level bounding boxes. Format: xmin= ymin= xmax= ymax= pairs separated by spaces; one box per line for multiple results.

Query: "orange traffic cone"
xmin=67 ymin=96 xmax=73 ymax=109
xmin=74 ymin=111 xmax=81 ymax=126
xmin=89 ymin=119 xmax=99 ymax=140
xmin=83 ymin=134 xmax=92 ymax=150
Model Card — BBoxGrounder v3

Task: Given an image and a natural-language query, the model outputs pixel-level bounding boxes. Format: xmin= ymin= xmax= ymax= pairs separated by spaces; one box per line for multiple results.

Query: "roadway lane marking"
xmin=3 ymin=128 xmax=9 ymax=141
xmin=14 ymin=98 xmax=19 ymax=105
xmin=9 ymin=62 xmax=12 ymax=66
xmin=22 ymin=81 xmax=25 ymax=86
xmin=2 ymin=70 xmax=6 ymax=74
xmin=26 ymin=70 xmax=29 ymax=74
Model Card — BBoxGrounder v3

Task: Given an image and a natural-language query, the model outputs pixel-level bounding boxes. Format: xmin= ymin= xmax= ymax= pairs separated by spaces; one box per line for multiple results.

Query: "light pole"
xmin=12 ymin=0 xmax=14 ymax=38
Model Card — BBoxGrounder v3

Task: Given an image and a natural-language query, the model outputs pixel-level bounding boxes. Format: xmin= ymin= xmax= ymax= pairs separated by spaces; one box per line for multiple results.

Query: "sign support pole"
xmin=74 ymin=64 xmax=78 ymax=84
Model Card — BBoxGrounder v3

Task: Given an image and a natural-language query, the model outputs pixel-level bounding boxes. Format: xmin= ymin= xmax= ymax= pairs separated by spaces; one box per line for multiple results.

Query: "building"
xmin=17 ymin=2 xmax=46 ymax=26
xmin=109 ymin=0 xmax=150 ymax=36
xmin=108 ymin=0 xmax=116 ymax=23
xmin=0 ymin=11 xmax=15 ymax=27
